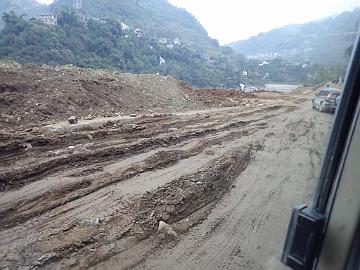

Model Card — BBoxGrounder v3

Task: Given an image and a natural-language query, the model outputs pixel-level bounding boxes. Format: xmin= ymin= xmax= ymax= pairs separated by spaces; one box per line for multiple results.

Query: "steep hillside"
xmin=50 ymin=0 xmax=219 ymax=52
xmin=230 ymin=8 xmax=360 ymax=67
xmin=0 ymin=11 xmax=260 ymax=87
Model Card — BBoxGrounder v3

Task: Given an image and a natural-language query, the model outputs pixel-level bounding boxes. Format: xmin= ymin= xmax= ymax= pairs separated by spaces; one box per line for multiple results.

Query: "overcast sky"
xmin=37 ymin=0 xmax=360 ymax=44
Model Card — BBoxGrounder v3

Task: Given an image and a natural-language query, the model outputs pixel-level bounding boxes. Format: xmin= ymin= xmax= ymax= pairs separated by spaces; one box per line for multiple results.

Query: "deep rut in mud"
xmin=0 ymin=106 xmax=277 ymax=191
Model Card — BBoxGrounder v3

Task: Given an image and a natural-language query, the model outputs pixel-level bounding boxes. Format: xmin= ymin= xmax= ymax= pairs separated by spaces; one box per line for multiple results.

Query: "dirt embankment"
xmin=0 ymin=62 xmax=193 ymax=128
xmin=0 ymin=62 xmax=259 ymax=130
xmin=187 ymin=88 xmax=256 ymax=107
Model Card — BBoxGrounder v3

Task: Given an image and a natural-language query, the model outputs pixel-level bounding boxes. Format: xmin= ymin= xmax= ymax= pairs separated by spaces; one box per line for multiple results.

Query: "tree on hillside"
xmin=57 ymin=8 xmax=82 ymax=27
xmin=2 ymin=12 xmax=27 ymax=34
xmin=313 ymin=67 xmax=334 ymax=84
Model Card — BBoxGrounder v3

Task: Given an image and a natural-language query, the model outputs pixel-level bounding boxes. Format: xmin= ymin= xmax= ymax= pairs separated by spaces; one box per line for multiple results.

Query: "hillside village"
xmin=37 ymin=10 xmax=185 ymax=51
xmin=38 ymin=0 xmax=185 ymax=50
xmin=35 ymin=1 xmax=198 ymax=69
xmin=230 ymin=8 xmax=360 ymax=68
xmin=0 ymin=0 xmax=357 ymax=88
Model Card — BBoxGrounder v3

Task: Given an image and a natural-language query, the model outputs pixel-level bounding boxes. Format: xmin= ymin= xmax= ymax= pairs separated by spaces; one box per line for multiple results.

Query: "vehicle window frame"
xmin=312 ymin=32 xmax=360 ymax=215
xmin=281 ymin=32 xmax=360 ymax=270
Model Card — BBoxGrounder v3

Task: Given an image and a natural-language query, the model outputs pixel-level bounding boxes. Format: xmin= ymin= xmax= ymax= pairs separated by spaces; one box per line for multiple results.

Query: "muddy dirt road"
xmin=133 ymin=101 xmax=332 ymax=270
xmin=0 ymin=89 xmax=333 ymax=270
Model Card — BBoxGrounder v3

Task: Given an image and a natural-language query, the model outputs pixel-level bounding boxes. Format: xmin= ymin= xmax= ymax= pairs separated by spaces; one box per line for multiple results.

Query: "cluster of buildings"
xmin=36 ymin=0 xmax=184 ymax=70
xmin=38 ymin=14 xmax=58 ymax=25
xmin=248 ymin=52 xmax=279 ymax=61
xmin=36 ymin=7 xmax=147 ymax=39
xmin=36 ymin=0 xmax=187 ymax=50
xmin=37 ymin=11 xmax=184 ymax=49
xmin=38 ymin=0 xmax=82 ymax=25
xmin=157 ymin=37 xmax=181 ymax=48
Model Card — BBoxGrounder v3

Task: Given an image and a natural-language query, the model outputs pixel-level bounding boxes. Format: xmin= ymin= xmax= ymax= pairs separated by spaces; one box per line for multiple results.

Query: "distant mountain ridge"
xmin=229 ymin=8 xmax=360 ymax=67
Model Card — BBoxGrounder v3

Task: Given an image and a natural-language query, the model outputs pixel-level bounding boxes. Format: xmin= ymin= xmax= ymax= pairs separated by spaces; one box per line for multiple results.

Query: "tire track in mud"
xmin=0 ymin=105 xmax=285 ymax=160
xmin=0 ymin=144 xmax=258 ymax=270
xmin=76 ymin=144 xmax=257 ymax=270
xmin=132 ymin=145 xmax=256 ymax=238
xmin=0 ymin=103 xmax=298 ymax=270
xmin=0 ymin=124 xmax=259 ymax=229
xmin=0 ymin=108 xmax=277 ymax=191
xmin=130 ymin=104 xmax=332 ymax=270
xmin=0 ymin=141 xmax=211 ymax=228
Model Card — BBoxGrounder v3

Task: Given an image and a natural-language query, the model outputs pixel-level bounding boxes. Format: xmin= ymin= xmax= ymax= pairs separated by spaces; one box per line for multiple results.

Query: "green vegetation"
xmin=0 ymin=0 xmax=47 ymax=27
xmin=230 ymin=8 xmax=360 ymax=68
xmin=0 ymin=0 xmax=351 ymax=86
xmin=0 ymin=10 xmax=262 ymax=87
xmin=255 ymin=57 xmax=345 ymax=85
xmin=50 ymin=0 xmax=219 ymax=53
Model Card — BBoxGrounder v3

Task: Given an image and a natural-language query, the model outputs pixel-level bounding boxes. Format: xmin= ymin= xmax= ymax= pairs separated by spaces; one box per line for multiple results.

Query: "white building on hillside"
xmin=38 ymin=14 xmax=57 ymax=25
xmin=92 ymin=17 xmax=106 ymax=23
xmin=134 ymin=28 xmax=144 ymax=37
xmin=73 ymin=0 xmax=82 ymax=9
xmin=121 ymin=23 xmax=130 ymax=31
xmin=158 ymin=38 xmax=169 ymax=45
xmin=160 ymin=56 xmax=166 ymax=65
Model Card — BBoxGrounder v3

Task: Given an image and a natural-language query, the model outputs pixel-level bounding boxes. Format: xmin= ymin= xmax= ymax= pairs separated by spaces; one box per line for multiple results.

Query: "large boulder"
xmin=68 ymin=116 xmax=78 ymax=125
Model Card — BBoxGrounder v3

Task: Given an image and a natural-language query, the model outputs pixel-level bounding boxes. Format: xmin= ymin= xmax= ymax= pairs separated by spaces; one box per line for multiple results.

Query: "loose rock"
xmin=84 ymin=217 xmax=101 ymax=226
xmin=68 ymin=116 xmax=78 ymax=125
xmin=24 ymin=143 xmax=32 ymax=151
xmin=34 ymin=253 xmax=57 ymax=267
xmin=158 ymin=221 xmax=178 ymax=240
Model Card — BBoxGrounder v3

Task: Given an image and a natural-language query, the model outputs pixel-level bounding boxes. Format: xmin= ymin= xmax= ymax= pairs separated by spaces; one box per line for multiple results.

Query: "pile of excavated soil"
xmin=188 ymin=88 xmax=256 ymax=107
xmin=0 ymin=62 xmax=195 ymax=128
xmin=0 ymin=62 xmax=263 ymax=131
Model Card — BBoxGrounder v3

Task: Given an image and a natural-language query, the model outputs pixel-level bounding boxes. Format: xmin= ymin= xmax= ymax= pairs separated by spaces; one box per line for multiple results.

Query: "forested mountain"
xmin=50 ymin=0 xmax=220 ymax=52
xmin=229 ymin=8 xmax=360 ymax=67
xmin=0 ymin=11 xmax=260 ymax=87
xmin=0 ymin=0 xmax=261 ymax=87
